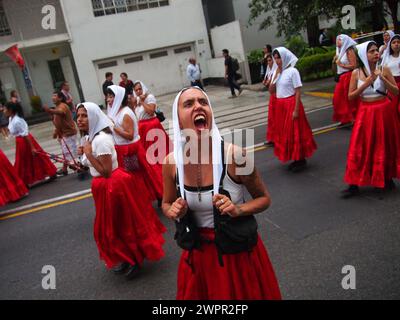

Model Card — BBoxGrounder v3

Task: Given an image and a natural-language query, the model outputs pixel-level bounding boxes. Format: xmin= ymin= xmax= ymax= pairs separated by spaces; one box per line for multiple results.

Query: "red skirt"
xmin=266 ymin=94 xmax=277 ymax=142
xmin=115 ymin=141 xmax=163 ymax=201
xmin=177 ymin=229 xmax=282 ymax=300
xmin=0 ymin=149 xmax=28 ymax=206
xmin=14 ymin=134 xmax=57 ymax=186
xmin=91 ymin=168 xmax=166 ymax=269
xmin=273 ymin=96 xmax=317 ymax=163
xmin=138 ymin=117 xmax=172 ymax=166
xmin=344 ymin=98 xmax=400 ymax=188
xmin=333 ymin=72 xmax=358 ymax=124
xmin=388 ymin=76 xmax=400 ymax=118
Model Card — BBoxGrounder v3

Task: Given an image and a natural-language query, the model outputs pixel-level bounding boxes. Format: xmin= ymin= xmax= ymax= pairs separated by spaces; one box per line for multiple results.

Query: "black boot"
xmin=341 ymin=185 xmax=360 ymax=199
xmin=125 ymin=264 xmax=141 ymax=280
xmin=290 ymin=159 xmax=307 ymax=173
xmin=112 ymin=262 xmax=130 ymax=275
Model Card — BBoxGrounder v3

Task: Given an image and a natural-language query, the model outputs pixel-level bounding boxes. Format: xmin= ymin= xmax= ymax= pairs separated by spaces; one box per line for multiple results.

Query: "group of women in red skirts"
xmin=2 ymin=32 xmax=399 ymax=300
xmin=264 ymin=32 xmax=400 ymax=198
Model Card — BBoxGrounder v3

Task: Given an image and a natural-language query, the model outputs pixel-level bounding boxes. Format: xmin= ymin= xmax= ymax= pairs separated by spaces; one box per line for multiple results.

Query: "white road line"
xmin=0 ymin=189 xmax=92 ymax=216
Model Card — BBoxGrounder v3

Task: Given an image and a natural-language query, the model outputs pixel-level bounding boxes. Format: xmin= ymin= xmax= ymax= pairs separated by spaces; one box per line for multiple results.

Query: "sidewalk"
xmin=0 ymin=80 xmax=334 ymax=164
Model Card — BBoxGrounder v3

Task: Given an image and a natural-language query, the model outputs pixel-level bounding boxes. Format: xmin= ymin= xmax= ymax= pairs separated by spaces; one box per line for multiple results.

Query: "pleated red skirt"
xmin=177 ymin=229 xmax=282 ymax=300
xmin=115 ymin=140 xmax=163 ymax=201
xmin=344 ymin=98 xmax=400 ymax=188
xmin=91 ymin=168 xmax=166 ymax=269
xmin=333 ymin=72 xmax=358 ymax=124
xmin=138 ymin=117 xmax=172 ymax=165
xmin=388 ymin=76 xmax=400 ymax=118
xmin=266 ymin=94 xmax=277 ymax=142
xmin=14 ymin=134 xmax=57 ymax=186
xmin=273 ymin=96 xmax=317 ymax=163
xmin=0 ymin=149 xmax=28 ymax=206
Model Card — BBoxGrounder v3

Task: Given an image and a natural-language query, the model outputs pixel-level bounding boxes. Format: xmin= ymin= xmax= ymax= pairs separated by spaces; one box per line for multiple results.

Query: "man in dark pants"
xmin=102 ymin=72 xmax=113 ymax=109
xmin=222 ymin=49 xmax=243 ymax=98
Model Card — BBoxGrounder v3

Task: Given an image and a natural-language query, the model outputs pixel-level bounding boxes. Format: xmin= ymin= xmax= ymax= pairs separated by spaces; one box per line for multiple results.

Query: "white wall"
xmin=209 ymin=21 xmax=251 ymax=83
xmin=60 ymin=0 xmax=213 ymax=105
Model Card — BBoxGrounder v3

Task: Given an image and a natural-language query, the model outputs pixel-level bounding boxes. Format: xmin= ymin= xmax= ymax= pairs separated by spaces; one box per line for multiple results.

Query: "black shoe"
xmin=264 ymin=141 xmax=274 ymax=147
xmin=385 ymin=179 xmax=396 ymax=191
xmin=341 ymin=185 xmax=360 ymax=199
xmin=48 ymin=175 xmax=57 ymax=181
xmin=125 ymin=264 xmax=141 ymax=280
xmin=112 ymin=262 xmax=130 ymax=275
xmin=290 ymin=160 xmax=307 ymax=173
xmin=56 ymin=169 xmax=68 ymax=177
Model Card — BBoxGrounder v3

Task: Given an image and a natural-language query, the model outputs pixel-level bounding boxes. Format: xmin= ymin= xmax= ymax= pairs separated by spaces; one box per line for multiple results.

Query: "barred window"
xmin=0 ymin=0 xmax=11 ymax=37
xmin=92 ymin=0 xmax=169 ymax=17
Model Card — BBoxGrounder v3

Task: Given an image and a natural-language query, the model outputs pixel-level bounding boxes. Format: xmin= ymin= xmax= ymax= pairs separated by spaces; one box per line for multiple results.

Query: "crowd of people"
xmin=0 ymin=30 xmax=399 ymax=299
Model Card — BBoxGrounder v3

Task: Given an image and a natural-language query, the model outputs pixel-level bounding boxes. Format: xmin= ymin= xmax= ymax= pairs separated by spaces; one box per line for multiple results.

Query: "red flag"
xmin=5 ymin=45 xmax=25 ymax=70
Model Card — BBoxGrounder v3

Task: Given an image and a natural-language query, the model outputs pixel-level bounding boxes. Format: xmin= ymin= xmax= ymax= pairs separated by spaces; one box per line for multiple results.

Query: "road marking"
xmin=304 ymin=91 xmax=334 ymax=99
xmin=0 ymin=194 xmax=93 ymax=221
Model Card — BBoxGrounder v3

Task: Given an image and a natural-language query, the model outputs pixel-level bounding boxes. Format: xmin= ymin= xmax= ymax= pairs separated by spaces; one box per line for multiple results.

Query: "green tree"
xmin=248 ymin=0 xmax=399 ymax=37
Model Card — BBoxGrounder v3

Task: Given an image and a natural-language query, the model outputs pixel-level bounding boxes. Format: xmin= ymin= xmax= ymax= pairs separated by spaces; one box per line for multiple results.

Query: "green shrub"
xmin=30 ymin=96 xmax=42 ymax=113
xmin=285 ymin=35 xmax=308 ymax=57
xmin=247 ymin=49 xmax=264 ymax=64
xmin=297 ymin=51 xmax=336 ymax=81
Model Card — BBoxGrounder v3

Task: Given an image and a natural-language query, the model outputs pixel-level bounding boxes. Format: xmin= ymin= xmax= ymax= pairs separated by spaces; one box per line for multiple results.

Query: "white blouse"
xmin=276 ymin=67 xmax=303 ymax=99
xmin=134 ymin=94 xmax=157 ymax=120
xmin=83 ymin=132 xmax=118 ymax=177
xmin=337 ymin=51 xmax=351 ymax=75
xmin=385 ymin=55 xmax=400 ymax=77
xmin=8 ymin=115 xmax=29 ymax=137
xmin=112 ymin=107 xmax=140 ymax=145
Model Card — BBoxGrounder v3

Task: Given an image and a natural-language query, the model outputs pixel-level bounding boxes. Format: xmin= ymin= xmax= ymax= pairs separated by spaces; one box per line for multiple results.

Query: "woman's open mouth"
xmin=194 ymin=114 xmax=207 ymax=131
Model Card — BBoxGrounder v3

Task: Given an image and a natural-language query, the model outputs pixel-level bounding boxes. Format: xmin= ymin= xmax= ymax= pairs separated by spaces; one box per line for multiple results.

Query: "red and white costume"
xmin=8 ymin=115 xmax=56 ymax=186
xmin=272 ymin=47 xmax=317 ymax=163
xmin=80 ymin=102 xmax=165 ymax=270
xmin=333 ymin=35 xmax=358 ymax=124
xmin=344 ymin=41 xmax=400 ymax=188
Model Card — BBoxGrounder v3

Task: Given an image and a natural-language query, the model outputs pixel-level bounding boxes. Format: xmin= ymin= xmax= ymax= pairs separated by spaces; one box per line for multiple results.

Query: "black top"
xmin=102 ymin=80 xmax=114 ymax=97
xmin=225 ymin=56 xmax=235 ymax=76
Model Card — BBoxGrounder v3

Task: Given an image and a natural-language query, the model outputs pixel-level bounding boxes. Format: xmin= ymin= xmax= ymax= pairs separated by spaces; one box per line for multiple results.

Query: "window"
xmin=124 ymin=56 xmax=143 ymax=64
xmin=0 ymin=0 xmax=11 ymax=37
xmin=98 ymin=61 xmax=118 ymax=69
xmin=174 ymin=46 xmax=192 ymax=54
xmin=150 ymin=51 xmax=168 ymax=59
xmin=91 ymin=0 xmax=169 ymax=17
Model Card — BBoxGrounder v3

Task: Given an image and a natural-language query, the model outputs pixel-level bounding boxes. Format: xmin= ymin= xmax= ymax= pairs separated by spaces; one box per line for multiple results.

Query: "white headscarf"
xmin=172 ymin=87 xmax=223 ymax=198
xmin=107 ymin=85 xmax=126 ymax=121
xmin=132 ymin=80 xmax=149 ymax=98
xmin=264 ymin=56 xmax=278 ymax=81
xmin=78 ymin=102 xmax=113 ymax=142
xmin=356 ymin=41 xmax=384 ymax=91
xmin=382 ymin=33 xmax=400 ymax=66
xmin=274 ymin=47 xmax=298 ymax=70
xmin=336 ymin=34 xmax=357 ymax=62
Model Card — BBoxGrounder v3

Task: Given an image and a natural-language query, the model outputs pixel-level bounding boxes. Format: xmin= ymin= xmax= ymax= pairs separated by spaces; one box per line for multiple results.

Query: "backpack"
xmin=231 ymin=58 xmax=240 ymax=72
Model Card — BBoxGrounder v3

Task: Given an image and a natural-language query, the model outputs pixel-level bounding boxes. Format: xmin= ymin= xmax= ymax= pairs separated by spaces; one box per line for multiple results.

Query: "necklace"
xmin=197 ymin=164 xmax=202 ymax=202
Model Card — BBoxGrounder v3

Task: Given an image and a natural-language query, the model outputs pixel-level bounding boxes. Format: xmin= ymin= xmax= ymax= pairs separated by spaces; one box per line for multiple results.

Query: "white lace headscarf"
xmin=78 ymin=102 xmax=113 ymax=142
xmin=336 ymin=34 xmax=357 ymax=62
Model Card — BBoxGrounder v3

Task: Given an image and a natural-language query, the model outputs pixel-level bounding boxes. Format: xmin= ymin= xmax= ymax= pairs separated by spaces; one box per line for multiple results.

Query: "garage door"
xmin=95 ymin=43 xmax=195 ymax=97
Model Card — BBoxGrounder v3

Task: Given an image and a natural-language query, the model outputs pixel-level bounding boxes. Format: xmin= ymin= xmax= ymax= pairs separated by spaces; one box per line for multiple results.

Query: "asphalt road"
xmin=1 ymin=106 xmax=399 ymax=300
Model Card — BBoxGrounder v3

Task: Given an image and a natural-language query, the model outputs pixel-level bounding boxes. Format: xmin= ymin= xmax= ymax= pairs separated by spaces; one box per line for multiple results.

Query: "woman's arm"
xmin=337 ymin=49 xmax=357 ymax=70
xmin=25 ymin=136 xmax=37 ymax=155
xmin=162 ymin=153 xmax=188 ymax=220
xmin=141 ymin=97 xmax=156 ymax=116
xmin=213 ymin=146 xmax=271 ymax=218
xmin=293 ymin=88 xmax=301 ymax=119
xmin=348 ymin=69 xmax=374 ymax=100
xmin=380 ymin=67 xmax=399 ymax=96
xmin=113 ymin=114 xmax=134 ymax=141
xmin=83 ymin=142 xmax=113 ymax=178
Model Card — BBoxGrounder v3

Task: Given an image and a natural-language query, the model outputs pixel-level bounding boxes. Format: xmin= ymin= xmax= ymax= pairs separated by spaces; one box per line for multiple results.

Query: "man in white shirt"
xmin=186 ymin=58 xmax=204 ymax=90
